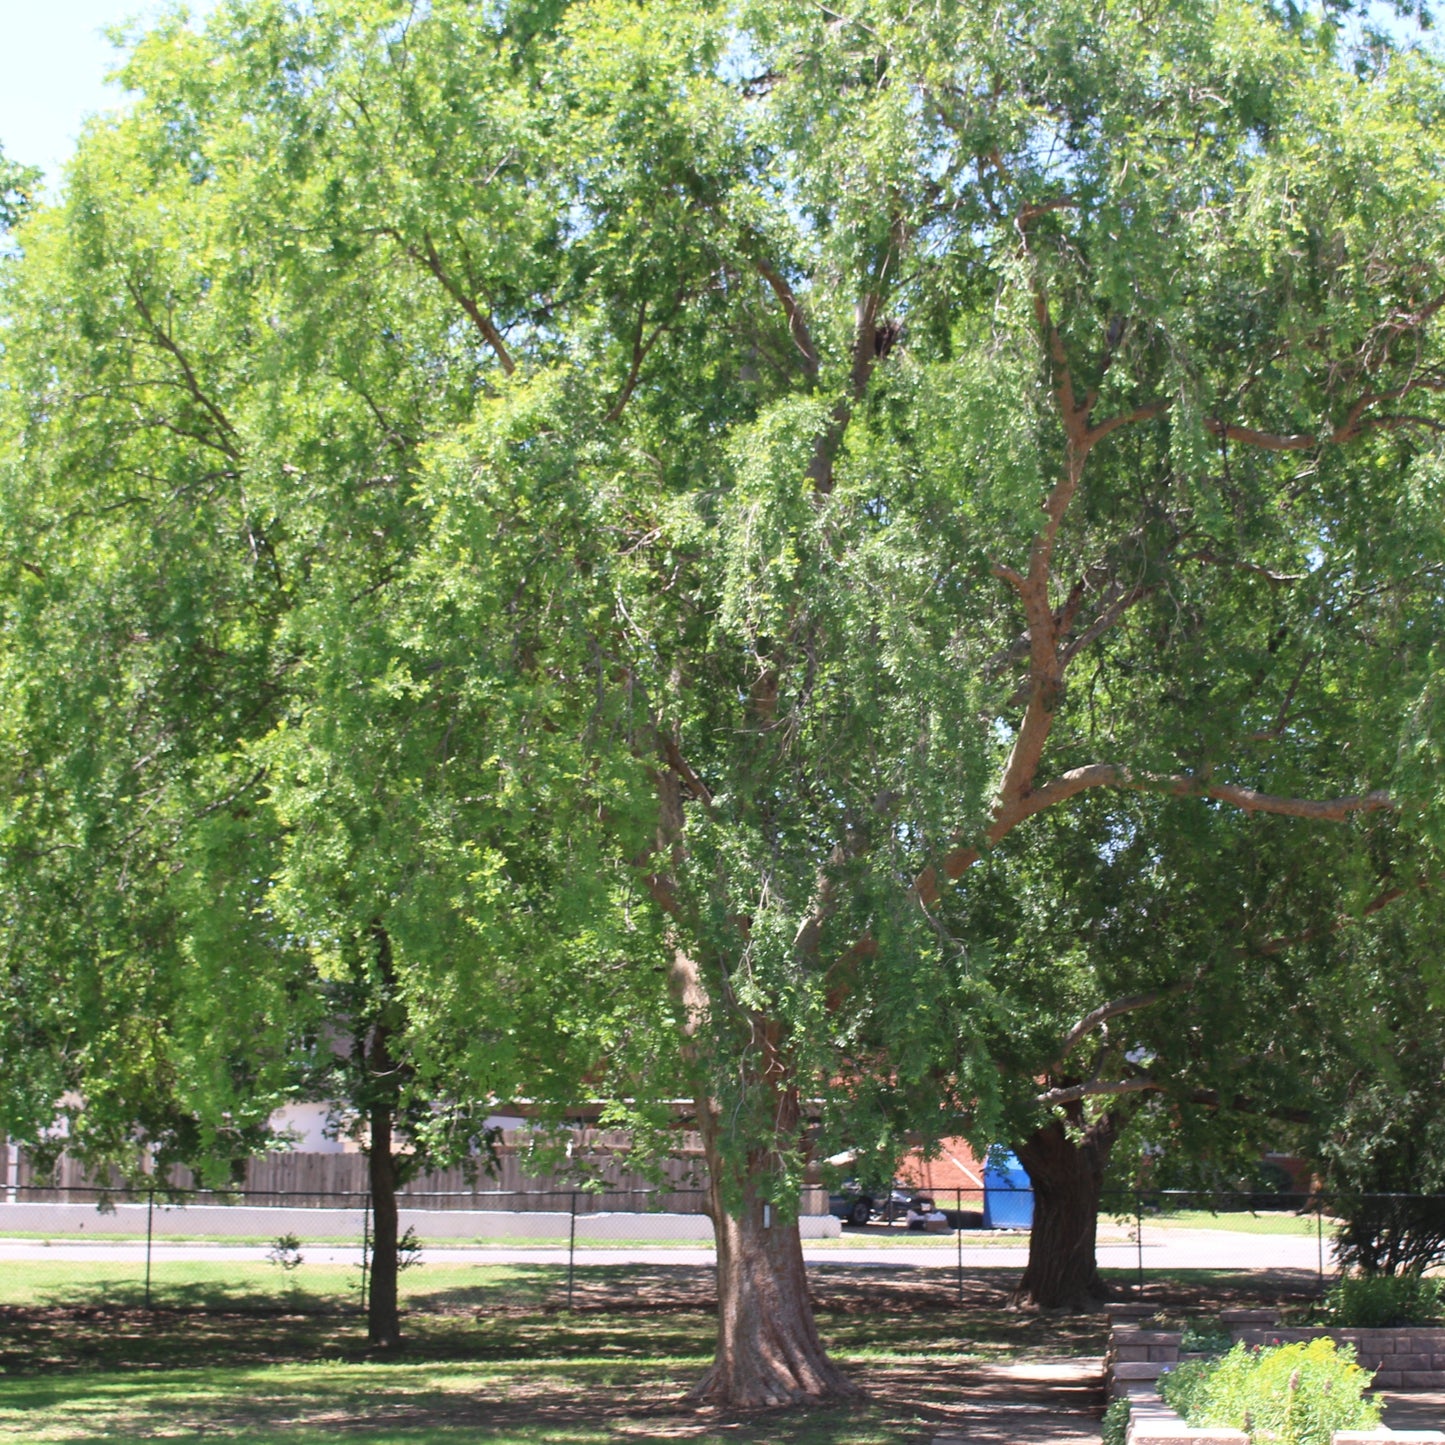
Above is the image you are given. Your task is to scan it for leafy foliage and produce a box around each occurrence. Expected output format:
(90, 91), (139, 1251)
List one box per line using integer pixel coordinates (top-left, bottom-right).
(0, 144), (40, 234)
(1323, 1273), (1445, 1326)
(1161, 1339), (1381, 1445)
(1101, 1395), (1131, 1445)
(3, 0), (1445, 1395)
(1317, 905), (1445, 1275)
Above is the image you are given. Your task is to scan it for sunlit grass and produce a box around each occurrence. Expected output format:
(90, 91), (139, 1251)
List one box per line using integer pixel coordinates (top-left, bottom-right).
(1142, 1210), (1335, 1237)
(0, 1282), (1089, 1445)
(0, 1258), (1323, 1442)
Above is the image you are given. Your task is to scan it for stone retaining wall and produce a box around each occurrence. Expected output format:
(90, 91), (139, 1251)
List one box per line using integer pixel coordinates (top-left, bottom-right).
(1230, 1329), (1445, 1391)
(1107, 1310), (1445, 1443)
(1109, 1313), (1445, 1394)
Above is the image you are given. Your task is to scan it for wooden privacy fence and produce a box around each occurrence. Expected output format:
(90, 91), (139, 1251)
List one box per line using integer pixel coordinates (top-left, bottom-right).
(3, 1129), (729, 1211)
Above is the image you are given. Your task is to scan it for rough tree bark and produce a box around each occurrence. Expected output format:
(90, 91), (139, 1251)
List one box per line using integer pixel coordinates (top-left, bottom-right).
(367, 1088), (401, 1347)
(686, 1097), (860, 1408)
(1014, 1111), (1120, 1312)
(653, 763), (859, 1407)
(365, 924), (402, 1348)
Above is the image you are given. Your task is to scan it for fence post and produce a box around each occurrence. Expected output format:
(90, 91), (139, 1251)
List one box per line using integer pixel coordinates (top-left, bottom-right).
(1317, 1199), (1324, 1293)
(1135, 1190), (1144, 1296)
(567, 1191), (577, 1311)
(360, 1192), (371, 1319)
(956, 1187), (963, 1301)
(144, 1187), (155, 1311)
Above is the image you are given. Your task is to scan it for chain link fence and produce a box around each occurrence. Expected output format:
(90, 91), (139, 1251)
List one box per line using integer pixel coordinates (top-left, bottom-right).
(0, 1183), (1413, 1316)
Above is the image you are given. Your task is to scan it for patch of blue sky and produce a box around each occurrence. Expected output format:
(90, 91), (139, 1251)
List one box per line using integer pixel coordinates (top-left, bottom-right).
(0, 1), (221, 192)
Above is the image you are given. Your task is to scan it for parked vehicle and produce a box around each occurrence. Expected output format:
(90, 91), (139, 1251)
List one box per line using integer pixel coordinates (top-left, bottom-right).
(828, 1180), (925, 1227)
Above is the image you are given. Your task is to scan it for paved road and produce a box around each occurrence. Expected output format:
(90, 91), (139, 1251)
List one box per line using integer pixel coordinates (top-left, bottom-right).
(0, 1228), (1328, 1272)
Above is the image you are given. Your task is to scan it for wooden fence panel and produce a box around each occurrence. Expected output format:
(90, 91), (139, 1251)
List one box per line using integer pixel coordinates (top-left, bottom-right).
(9, 1129), (711, 1210)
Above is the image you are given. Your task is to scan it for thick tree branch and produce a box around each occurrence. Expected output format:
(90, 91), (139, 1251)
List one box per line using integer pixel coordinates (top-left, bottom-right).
(605, 298), (673, 424)
(1085, 401), (1168, 446)
(1202, 418), (1316, 451)
(1058, 583), (1154, 669)
(1022, 763), (1394, 821)
(662, 734), (715, 811)
(917, 765), (1394, 907)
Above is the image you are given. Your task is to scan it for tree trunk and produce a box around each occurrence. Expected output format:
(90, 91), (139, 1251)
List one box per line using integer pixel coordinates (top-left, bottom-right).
(363, 922), (404, 1348)
(1014, 1113), (1119, 1312)
(653, 773), (856, 1407)
(367, 1096), (401, 1347)
(687, 1102), (861, 1408)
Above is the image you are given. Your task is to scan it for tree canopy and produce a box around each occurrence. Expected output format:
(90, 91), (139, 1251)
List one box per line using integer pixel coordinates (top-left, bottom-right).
(3, 0), (1445, 1406)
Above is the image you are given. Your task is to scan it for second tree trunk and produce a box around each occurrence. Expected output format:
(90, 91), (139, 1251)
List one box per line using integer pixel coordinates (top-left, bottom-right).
(1014, 1114), (1119, 1311)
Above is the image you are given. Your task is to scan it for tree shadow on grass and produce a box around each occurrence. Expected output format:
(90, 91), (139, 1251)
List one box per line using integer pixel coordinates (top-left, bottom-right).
(0, 1358), (1095, 1445)
(0, 1261), (1321, 1445)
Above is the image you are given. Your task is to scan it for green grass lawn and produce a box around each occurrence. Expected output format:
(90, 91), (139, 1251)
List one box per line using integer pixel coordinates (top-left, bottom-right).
(0, 1260), (1331, 1444)
(0, 1260), (616, 1313)
(1140, 1210), (1336, 1237)
(0, 1267), (1117, 1445)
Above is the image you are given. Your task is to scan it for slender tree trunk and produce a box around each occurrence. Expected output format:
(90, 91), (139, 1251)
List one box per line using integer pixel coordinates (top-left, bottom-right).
(367, 1096), (401, 1347)
(1013, 1113), (1119, 1312)
(365, 923), (403, 1348)
(687, 1094), (861, 1408)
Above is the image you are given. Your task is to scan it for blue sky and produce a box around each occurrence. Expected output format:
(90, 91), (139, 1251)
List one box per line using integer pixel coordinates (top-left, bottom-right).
(0, 3), (217, 186)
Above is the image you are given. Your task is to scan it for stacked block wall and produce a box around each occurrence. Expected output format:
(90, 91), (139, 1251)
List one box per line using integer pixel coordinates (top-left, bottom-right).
(1231, 1328), (1445, 1391)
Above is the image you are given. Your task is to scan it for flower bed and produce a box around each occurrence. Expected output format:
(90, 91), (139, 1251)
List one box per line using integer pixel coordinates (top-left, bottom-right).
(1106, 1311), (1445, 1445)
(1159, 1338), (1379, 1445)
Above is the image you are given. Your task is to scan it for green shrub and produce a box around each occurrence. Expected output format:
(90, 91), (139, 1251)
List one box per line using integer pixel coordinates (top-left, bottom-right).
(1158, 1354), (1218, 1422)
(1180, 1320), (1234, 1355)
(1101, 1396), (1130, 1445)
(1324, 1272), (1444, 1327)
(1160, 1338), (1380, 1445)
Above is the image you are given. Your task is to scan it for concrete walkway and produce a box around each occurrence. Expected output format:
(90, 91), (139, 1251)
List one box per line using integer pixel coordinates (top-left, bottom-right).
(928, 1358), (1105, 1444)
(1381, 1391), (1445, 1431)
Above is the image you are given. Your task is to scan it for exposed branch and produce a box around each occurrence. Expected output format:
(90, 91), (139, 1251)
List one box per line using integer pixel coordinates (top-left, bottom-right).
(1016, 197), (1079, 227)
(1253, 873), (1436, 956)
(806, 220), (905, 494)
(1185, 550), (1304, 587)
(123, 279), (240, 459)
(755, 260), (819, 383)
(1035, 1076), (1160, 1108)
(662, 735), (715, 811)
(1058, 583), (1154, 669)
(409, 231), (516, 375)
(1360, 412), (1445, 436)
(918, 765), (1394, 907)
(1022, 763), (1394, 822)
(1203, 417), (1316, 452)
(1085, 401), (1167, 446)
(991, 561), (1027, 594)
(605, 298), (669, 424)
(1053, 991), (1170, 1071)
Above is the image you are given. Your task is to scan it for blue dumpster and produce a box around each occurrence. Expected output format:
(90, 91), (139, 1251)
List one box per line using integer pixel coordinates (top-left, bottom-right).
(982, 1150), (1034, 1228)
